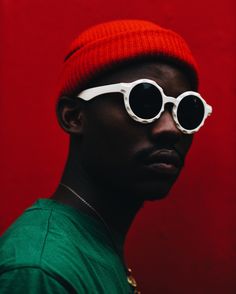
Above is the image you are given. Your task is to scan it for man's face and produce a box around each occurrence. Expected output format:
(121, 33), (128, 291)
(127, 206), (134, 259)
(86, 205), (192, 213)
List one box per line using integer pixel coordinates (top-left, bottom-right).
(77, 61), (194, 201)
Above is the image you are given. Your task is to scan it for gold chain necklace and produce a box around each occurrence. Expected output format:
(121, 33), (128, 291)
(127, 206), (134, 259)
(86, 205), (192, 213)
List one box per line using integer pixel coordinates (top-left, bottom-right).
(60, 183), (140, 293)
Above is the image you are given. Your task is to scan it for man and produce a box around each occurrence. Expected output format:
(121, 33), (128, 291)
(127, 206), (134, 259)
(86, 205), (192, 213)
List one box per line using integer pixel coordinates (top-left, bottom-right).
(0, 20), (212, 293)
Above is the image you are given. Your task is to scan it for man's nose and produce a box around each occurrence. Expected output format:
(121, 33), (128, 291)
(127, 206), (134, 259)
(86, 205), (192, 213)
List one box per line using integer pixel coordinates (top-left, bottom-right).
(149, 110), (182, 144)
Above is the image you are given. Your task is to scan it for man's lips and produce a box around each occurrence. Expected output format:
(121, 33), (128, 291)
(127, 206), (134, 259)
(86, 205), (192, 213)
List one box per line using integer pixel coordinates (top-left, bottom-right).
(144, 149), (182, 166)
(142, 149), (183, 176)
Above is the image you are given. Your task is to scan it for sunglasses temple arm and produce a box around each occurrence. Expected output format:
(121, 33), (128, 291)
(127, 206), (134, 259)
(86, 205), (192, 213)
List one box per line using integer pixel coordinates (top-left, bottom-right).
(207, 105), (213, 116)
(77, 83), (125, 101)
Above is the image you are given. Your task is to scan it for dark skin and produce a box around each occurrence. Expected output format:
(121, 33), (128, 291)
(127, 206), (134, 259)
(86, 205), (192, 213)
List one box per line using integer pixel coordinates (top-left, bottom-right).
(52, 60), (194, 259)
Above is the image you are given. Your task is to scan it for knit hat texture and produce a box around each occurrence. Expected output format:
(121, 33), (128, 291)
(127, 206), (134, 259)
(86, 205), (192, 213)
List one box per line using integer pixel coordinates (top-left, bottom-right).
(58, 19), (198, 97)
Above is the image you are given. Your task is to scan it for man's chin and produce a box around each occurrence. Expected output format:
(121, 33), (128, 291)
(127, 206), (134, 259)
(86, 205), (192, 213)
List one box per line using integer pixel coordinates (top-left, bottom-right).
(138, 188), (172, 201)
(131, 177), (178, 201)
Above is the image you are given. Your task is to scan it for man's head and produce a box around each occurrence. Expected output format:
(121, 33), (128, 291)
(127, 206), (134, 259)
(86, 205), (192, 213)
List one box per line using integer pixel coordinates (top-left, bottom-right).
(56, 20), (211, 201)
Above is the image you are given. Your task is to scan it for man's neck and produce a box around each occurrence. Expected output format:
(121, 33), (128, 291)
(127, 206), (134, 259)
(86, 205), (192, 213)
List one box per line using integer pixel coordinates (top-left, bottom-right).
(50, 165), (143, 259)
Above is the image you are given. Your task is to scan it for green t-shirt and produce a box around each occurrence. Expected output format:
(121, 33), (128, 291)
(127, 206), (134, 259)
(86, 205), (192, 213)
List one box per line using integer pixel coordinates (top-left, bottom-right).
(0, 199), (133, 293)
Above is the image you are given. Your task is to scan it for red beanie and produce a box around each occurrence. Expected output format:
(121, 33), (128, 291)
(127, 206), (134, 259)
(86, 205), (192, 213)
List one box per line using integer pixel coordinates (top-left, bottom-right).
(58, 19), (198, 97)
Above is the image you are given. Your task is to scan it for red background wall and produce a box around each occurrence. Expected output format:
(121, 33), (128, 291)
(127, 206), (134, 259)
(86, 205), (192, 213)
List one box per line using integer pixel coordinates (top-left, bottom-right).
(1, 0), (235, 293)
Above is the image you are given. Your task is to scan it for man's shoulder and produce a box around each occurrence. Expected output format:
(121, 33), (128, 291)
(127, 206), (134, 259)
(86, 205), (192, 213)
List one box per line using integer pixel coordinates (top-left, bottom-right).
(0, 199), (78, 271)
(0, 199), (132, 294)
(0, 198), (111, 274)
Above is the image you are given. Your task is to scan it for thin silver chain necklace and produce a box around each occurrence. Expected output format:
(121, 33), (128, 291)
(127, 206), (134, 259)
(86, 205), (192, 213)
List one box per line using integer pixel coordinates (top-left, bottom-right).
(59, 182), (140, 294)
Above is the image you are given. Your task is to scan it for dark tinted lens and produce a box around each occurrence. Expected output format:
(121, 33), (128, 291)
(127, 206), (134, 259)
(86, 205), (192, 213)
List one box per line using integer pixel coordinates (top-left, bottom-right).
(129, 83), (163, 119)
(177, 95), (205, 130)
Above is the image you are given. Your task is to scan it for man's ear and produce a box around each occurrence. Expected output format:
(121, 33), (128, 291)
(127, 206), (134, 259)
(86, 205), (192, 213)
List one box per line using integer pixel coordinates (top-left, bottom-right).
(56, 96), (85, 135)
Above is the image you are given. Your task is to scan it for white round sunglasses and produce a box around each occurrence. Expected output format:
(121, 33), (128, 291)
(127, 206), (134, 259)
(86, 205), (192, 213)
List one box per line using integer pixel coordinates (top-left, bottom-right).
(77, 79), (212, 134)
